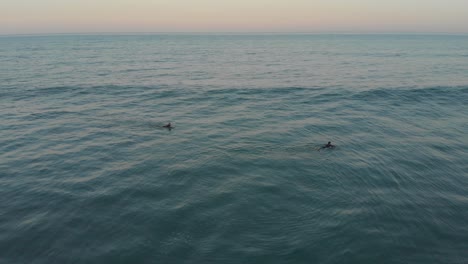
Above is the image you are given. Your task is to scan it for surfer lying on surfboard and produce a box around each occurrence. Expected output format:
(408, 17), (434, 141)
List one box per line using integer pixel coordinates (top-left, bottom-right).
(162, 122), (173, 129)
(318, 141), (335, 151)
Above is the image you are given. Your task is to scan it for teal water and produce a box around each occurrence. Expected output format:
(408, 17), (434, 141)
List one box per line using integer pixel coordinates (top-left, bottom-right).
(1, 34), (468, 264)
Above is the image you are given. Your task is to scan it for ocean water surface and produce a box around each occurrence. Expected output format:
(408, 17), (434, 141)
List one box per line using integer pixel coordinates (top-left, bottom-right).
(1, 34), (468, 264)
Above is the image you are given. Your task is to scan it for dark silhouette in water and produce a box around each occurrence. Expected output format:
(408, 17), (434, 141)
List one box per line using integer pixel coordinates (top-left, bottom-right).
(163, 122), (173, 129)
(318, 141), (335, 151)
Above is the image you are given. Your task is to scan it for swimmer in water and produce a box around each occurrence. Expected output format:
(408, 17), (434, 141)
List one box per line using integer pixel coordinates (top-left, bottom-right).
(318, 141), (335, 151)
(162, 122), (173, 129)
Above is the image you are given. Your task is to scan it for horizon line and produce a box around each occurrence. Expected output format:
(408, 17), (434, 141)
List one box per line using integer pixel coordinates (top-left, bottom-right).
(1, 31), (468, 37)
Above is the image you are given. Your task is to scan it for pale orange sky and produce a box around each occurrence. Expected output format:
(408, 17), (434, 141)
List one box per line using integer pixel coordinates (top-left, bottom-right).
(2, 0), (468, 34)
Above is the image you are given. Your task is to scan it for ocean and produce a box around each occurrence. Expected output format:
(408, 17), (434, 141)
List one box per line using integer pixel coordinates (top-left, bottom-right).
(1, 34), (467, 264)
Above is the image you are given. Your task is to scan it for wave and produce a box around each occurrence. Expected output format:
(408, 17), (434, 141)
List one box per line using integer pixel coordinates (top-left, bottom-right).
(3, 84), (467, 106)
(351, 85), (468, 104)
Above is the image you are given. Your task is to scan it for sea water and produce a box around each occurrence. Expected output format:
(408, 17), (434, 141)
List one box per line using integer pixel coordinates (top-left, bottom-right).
(1, 34), (468, 264)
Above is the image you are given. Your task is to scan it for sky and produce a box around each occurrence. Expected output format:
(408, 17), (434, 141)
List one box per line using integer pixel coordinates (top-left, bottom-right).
(2, 0), (468, 35)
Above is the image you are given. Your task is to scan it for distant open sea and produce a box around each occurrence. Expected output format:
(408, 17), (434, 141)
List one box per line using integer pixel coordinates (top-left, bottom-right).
(1, 34), (468, 264)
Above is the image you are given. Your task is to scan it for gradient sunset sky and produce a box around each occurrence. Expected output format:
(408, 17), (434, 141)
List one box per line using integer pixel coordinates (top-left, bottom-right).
(2, 0), (468, 35)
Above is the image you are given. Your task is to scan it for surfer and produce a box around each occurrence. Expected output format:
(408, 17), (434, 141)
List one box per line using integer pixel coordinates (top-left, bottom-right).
(163, 122), (173, 129)
(318, 141), (335, 151)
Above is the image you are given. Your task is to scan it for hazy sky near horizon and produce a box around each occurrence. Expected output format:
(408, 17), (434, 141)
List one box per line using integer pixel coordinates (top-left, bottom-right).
(2, 0), (468, 34)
